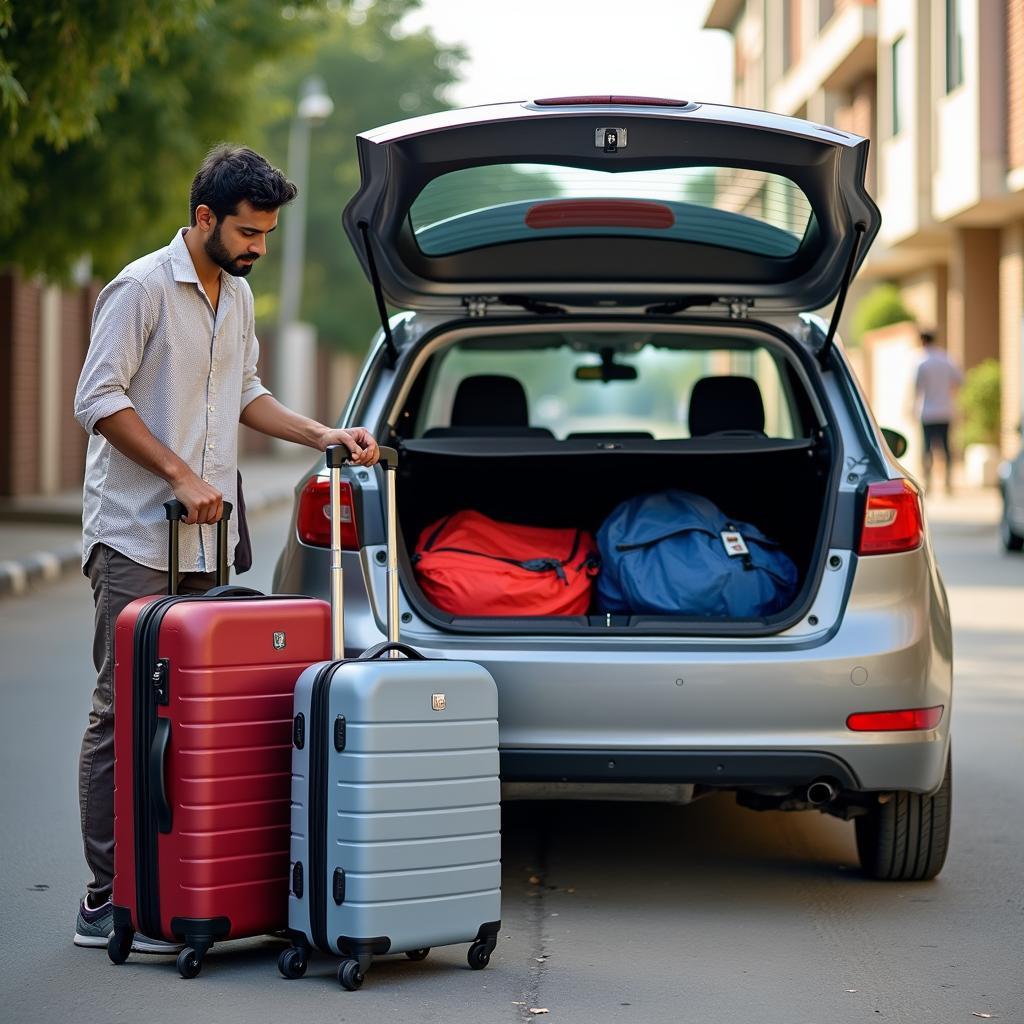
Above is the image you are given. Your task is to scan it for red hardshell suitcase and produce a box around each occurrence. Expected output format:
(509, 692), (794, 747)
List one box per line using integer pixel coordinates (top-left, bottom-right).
(108, 500), (330, 977)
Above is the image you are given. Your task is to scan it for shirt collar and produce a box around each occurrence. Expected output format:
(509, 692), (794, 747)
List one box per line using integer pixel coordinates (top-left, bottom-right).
(169, 228), (236, 293)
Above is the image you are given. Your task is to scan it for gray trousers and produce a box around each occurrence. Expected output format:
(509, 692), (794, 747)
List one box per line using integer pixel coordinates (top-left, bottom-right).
(79, 544), (216, 902)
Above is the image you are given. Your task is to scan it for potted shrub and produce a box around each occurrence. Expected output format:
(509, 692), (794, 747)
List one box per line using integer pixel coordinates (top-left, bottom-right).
(959, 359), (1001, 487)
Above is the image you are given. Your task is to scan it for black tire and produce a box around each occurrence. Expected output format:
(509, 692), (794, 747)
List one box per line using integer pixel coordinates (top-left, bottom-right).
(338, 959), (363, 991)
(1001, 497), (1024, 552)
(855, 755), (951, 881)
(107, 928), (132, 965)
(467, 942), (490, 971)
(405, 948), (430, 961)
(278, 947), (307, 979)
(176, 947), (202, 979)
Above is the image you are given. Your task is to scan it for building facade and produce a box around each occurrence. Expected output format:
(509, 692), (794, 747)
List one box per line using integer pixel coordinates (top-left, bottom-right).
(706, 0), (1024, 458)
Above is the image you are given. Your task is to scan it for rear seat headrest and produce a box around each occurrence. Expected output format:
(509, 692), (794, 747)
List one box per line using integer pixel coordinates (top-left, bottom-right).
(451, 374), (530, 428)
(688, 375), (766, 436)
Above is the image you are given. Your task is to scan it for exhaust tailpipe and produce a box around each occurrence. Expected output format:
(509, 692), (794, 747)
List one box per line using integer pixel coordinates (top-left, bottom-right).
(806, 780), (838, 806)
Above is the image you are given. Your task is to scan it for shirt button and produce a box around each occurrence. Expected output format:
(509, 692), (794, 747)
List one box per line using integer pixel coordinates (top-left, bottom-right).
(208, 405), (215, 412)
(208, 443), (214, 450)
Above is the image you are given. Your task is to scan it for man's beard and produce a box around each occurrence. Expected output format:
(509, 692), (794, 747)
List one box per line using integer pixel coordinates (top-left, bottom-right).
(204, 224), (258, 277)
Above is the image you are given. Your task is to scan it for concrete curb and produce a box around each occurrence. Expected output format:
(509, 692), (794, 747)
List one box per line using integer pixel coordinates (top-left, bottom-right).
(0, 484), (296, 600)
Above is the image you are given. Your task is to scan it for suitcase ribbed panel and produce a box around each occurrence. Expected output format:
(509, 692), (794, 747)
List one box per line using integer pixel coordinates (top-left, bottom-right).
(150, 598), (329, 939)
(288, 657), (501, 957)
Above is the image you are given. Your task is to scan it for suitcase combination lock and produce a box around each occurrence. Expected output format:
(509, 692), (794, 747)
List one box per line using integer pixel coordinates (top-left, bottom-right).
(151, 659), (170, 705)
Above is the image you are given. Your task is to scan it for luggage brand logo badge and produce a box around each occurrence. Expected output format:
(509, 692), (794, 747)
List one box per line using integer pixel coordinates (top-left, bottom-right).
(273, 631), (286, 650)
(432, 693), (447, 712)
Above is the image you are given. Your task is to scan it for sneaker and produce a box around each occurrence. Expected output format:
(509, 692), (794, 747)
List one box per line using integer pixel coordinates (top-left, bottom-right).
(73, 895), (113, 948)
(73, 896), (184, 954)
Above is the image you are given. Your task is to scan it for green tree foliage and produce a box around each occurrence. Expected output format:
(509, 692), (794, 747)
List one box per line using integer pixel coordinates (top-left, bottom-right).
(850, 282), (913, 346)
(0, 0), (333, 279)
(959, 358), (1001, 447)
(252, 0), (464, 352)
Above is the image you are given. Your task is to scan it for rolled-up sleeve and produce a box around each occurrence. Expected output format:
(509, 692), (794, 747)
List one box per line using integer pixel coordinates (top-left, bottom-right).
(75, 278), (152, 435)
(239, 303), (271, 413)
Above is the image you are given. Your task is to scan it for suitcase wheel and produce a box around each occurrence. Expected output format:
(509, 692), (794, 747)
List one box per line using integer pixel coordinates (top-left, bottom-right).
(467, 941), (491, 971)
(338, 959), (364, 991)
(278, 946), (308, 980)
(405, 948), (430, 962)
(176, 947), (203, 979)
(107, 926), (133, 965)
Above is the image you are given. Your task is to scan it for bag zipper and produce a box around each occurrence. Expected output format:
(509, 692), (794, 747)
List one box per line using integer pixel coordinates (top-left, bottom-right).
(308, 660), (338, 954)
(419, 527), (586, 586)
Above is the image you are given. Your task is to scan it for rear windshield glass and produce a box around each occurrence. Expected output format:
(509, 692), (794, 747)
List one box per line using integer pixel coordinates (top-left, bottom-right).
(416, 334), (801, 440)
(409, 164), (813, 259)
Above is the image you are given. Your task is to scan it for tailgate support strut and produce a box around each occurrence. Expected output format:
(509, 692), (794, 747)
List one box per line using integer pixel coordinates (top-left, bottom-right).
(817, 221), (866, 368)
(358, 220), (399, 369)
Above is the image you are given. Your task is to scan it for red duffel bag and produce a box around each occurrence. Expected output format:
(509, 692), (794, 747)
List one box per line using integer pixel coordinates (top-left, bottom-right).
(413, 510), (600, 616)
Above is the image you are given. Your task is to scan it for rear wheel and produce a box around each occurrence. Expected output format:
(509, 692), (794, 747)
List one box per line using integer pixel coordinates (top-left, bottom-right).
(855, 755), (951, 881)
(1001, 496), (1024, 552)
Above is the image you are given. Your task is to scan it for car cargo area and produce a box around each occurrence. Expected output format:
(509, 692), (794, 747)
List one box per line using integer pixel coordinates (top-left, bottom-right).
(385, 325), (838, 634)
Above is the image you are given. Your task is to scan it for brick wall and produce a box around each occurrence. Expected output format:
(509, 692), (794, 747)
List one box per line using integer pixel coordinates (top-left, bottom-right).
(0, 272), (43, 497)
(0, 270), (103, 498)
(1010, 0), (1024, 171)
(1000, 222), (1024, 457)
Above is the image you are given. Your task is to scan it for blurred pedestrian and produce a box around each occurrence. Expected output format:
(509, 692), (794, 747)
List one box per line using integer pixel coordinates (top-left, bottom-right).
(914, 328), (962, 494)
(71, 144), (380, 952)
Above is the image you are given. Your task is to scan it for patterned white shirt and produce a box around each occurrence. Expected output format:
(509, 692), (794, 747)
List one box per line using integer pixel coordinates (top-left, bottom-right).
(75, 229), (271, 573)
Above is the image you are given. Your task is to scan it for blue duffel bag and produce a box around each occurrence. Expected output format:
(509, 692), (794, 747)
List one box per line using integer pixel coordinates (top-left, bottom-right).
(596, 490), (799, 617)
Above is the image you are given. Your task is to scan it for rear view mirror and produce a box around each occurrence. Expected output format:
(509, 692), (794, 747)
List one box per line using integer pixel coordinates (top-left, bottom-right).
(881, 428), (908, 458)
(574, 348), (638, 383)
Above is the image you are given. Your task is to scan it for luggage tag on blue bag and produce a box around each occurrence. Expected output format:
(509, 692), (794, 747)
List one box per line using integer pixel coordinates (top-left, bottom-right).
(720, 530), (750, 557)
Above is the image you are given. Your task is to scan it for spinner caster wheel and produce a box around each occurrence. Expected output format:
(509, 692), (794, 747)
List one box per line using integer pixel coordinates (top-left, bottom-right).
(405, 948), (430, 961)
(107, 927), (133, 965)
(176, 947), (202, 979)
(338, 958), (364, 990)
(467, 941), (491, 970)
(278, 946), (307, 979)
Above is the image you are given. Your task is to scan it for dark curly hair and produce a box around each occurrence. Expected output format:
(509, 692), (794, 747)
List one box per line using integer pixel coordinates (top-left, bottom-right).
(189, 144), (297, 225)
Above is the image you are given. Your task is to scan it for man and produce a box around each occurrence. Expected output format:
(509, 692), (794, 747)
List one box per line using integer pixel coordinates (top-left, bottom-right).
(913, 328), (962, 494)
(72, 144), (380, 951)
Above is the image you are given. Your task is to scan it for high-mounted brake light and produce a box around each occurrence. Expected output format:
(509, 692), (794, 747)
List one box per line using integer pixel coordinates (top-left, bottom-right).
(533, 95), (689, 107)
(847, 706), (944, 731)
(525, 199), (675, 230)
(858, 479), (923, 555)
(297, 476), (359, 550)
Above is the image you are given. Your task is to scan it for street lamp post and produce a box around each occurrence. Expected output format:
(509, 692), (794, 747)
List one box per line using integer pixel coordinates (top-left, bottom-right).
(274, 75), (333, 449)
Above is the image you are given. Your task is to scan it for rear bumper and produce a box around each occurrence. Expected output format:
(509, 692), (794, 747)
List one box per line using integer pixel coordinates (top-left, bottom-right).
(501, 749), (861, 788)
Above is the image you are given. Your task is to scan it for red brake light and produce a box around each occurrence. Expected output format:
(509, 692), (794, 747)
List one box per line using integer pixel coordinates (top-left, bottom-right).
(296, 476), (359, 550)
(858, 479), (923, 555)
(847, 706), (944, 731)
(525, 199), (675, 230)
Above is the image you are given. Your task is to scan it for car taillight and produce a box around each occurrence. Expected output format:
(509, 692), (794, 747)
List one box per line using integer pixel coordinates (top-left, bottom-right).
(858, 479), (923, 555)
(296, 476), (359, 549)
(846, 706), (944, 731)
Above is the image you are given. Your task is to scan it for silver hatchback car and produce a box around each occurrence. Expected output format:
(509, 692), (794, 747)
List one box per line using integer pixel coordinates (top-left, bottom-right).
(274, 98), (953, 881)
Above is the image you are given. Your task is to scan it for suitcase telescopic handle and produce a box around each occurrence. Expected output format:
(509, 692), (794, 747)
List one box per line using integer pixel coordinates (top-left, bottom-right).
(325, 445), (402, 660)
(163, 499), (233, 595)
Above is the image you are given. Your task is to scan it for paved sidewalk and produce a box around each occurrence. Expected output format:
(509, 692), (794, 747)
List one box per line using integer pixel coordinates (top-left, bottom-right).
(0, 453), (315, 598)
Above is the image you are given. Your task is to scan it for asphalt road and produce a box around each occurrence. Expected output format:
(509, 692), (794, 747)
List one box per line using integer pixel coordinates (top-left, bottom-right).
(1, 498), (1022, 1023)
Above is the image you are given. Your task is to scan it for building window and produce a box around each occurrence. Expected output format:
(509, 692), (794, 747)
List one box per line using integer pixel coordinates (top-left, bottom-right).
(891, 35), (907, 136)
(945, 0), (965, 92)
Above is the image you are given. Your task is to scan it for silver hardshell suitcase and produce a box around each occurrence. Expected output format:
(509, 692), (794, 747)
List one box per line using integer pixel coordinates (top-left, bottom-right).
(280, 445), (501, 991)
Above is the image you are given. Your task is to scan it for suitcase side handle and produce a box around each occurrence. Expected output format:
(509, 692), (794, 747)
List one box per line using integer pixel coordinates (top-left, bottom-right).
(163, 499), (234, 594)
(360, 641), (426, 662)
(149, 717), (173, 833)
